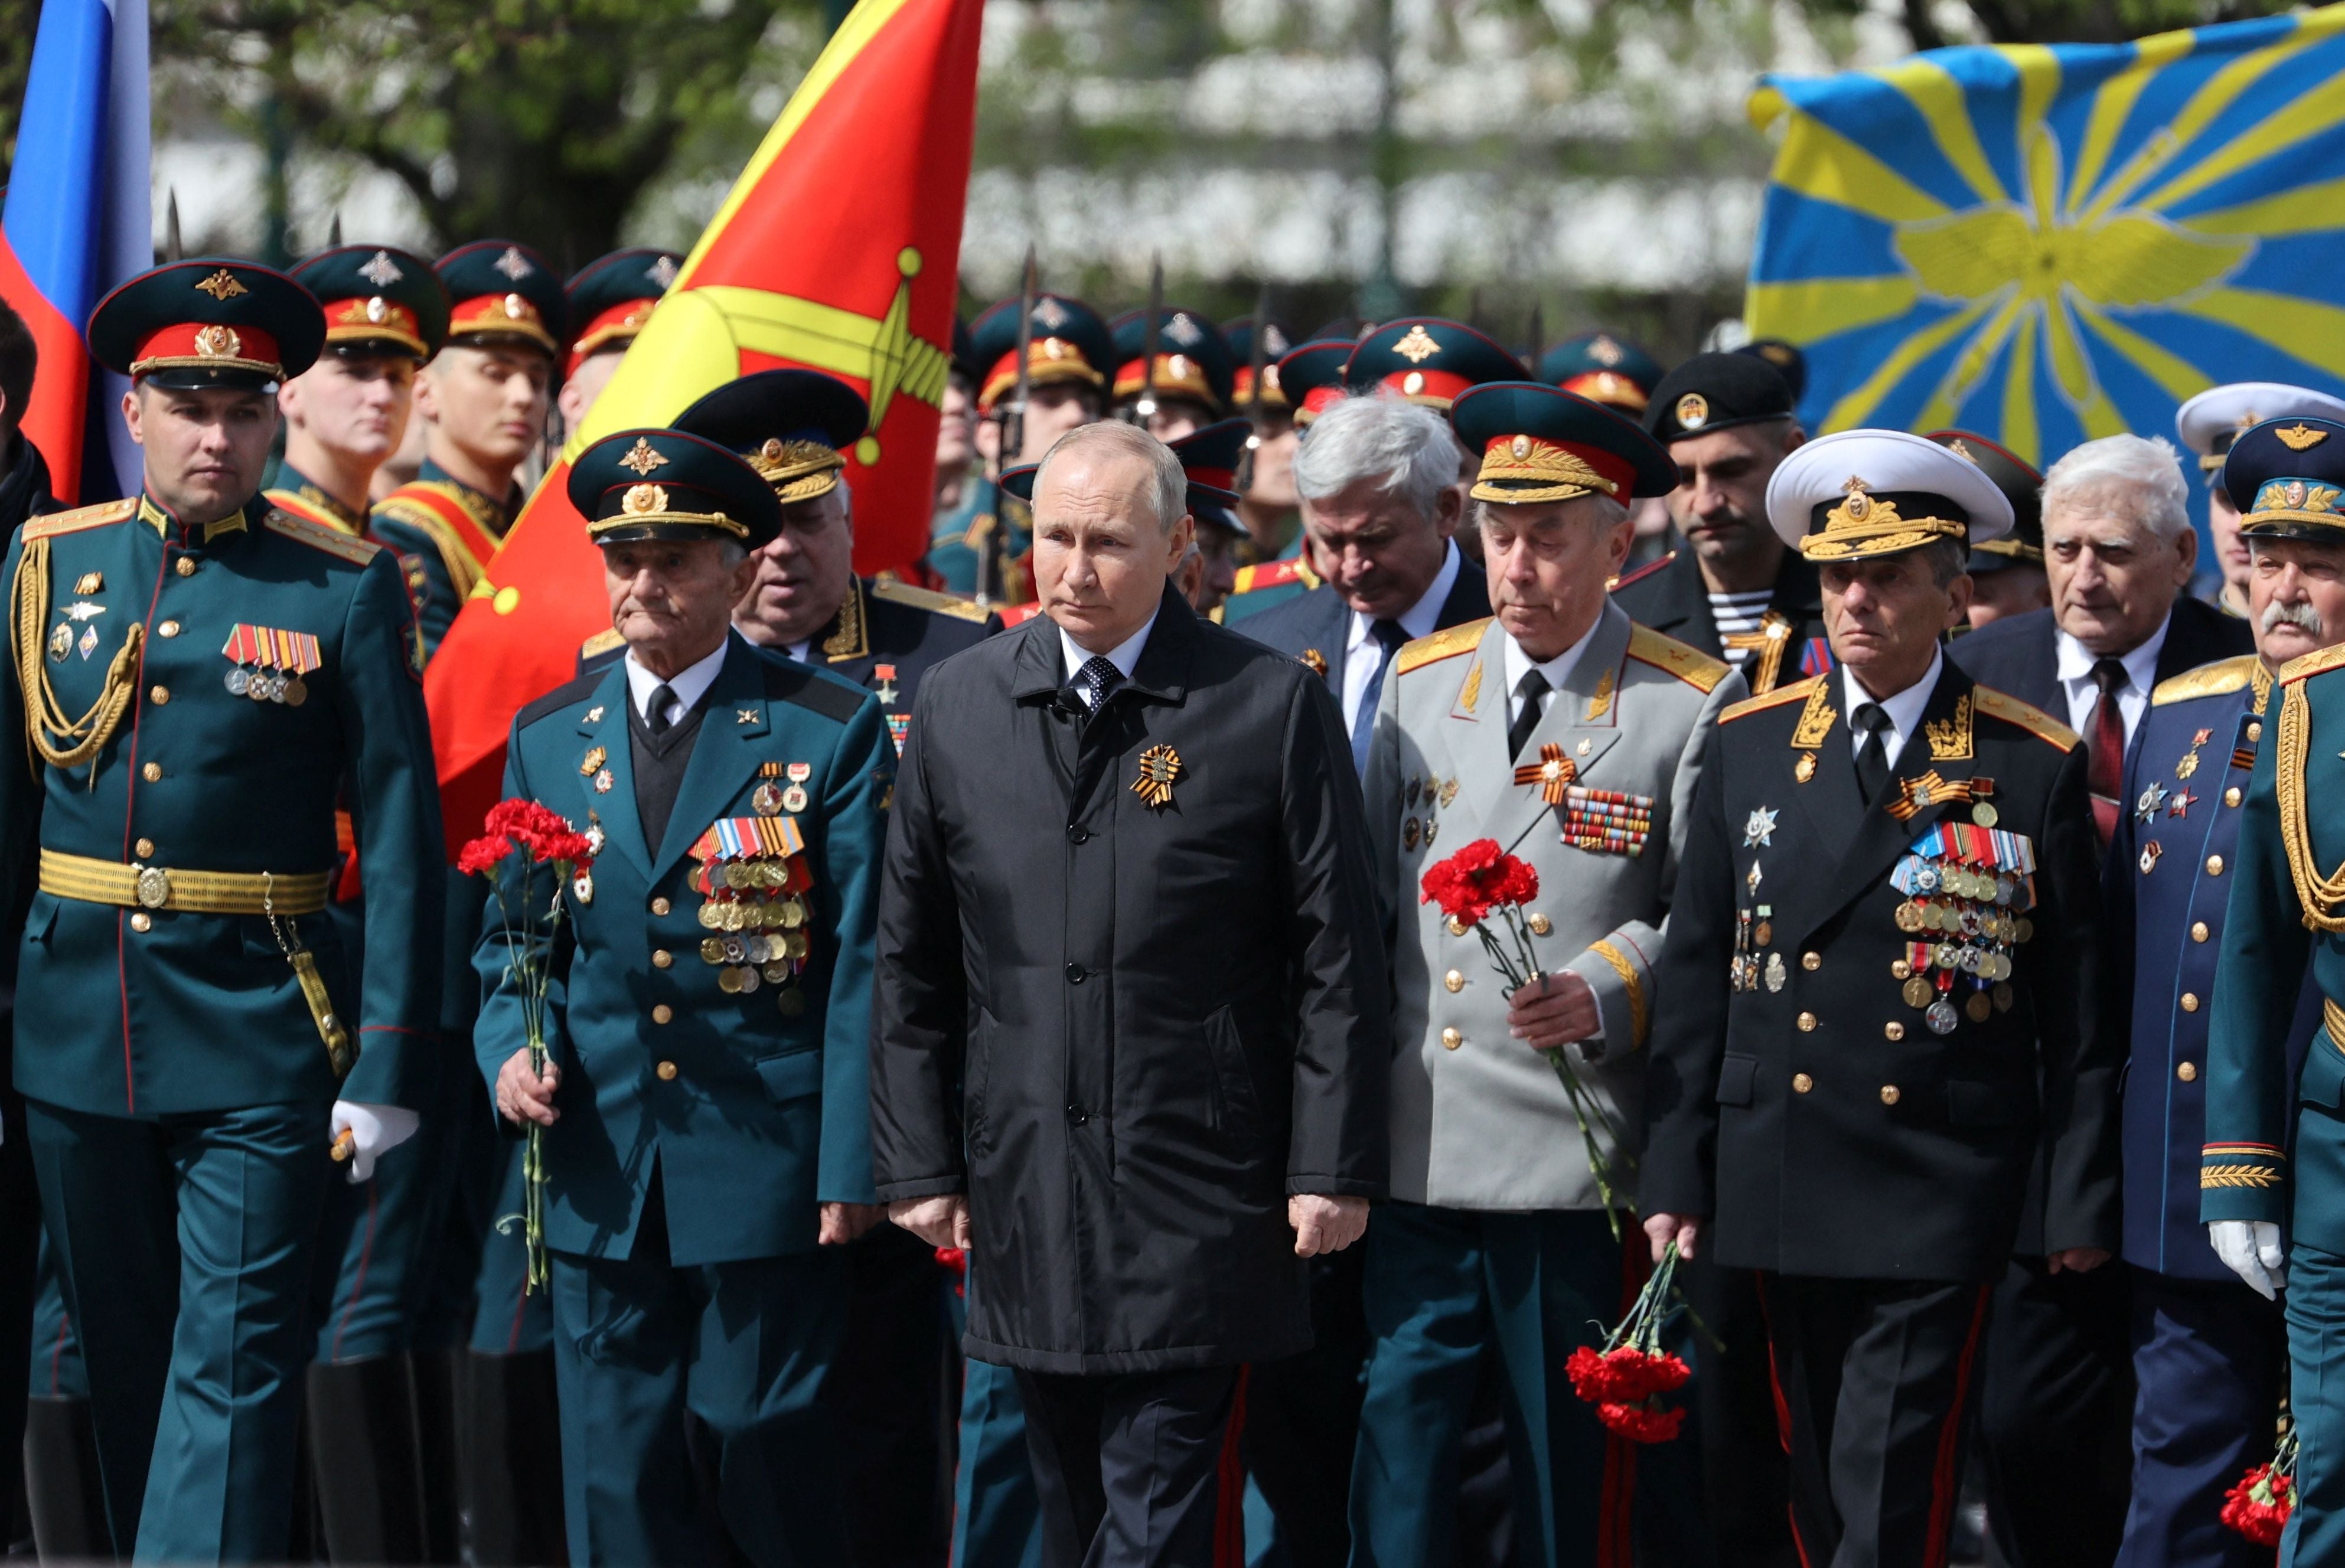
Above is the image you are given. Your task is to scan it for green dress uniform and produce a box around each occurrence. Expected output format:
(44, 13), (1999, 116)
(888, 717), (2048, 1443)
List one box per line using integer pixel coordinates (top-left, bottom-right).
(2200, 414), (2345, 1566)
(0, 260), (444, 1562)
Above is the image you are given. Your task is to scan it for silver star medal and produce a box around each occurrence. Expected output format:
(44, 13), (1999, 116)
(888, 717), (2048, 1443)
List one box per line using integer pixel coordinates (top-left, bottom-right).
(2134, 782), (2168, 822)
(1743, 806), (1778, 848)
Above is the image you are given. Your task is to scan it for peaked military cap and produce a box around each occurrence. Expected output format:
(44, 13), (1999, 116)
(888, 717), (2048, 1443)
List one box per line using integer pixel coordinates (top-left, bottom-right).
(88, 258), (325, 392)
(1169, 417), (1250, 535)
(999, 461), (1040, 504)
(671, 369), (870, 506)
(436, 240), (565, 360)
(564, 248), (680, 378)
(1109, 308), (1234, 414)
(1277, 339), (1355, 427)
(1645, 351), (1795, 443)
(1452, 381), (1677, 506)
(1736, 337), (1807, 402)
(1536, 331), (1664, 415)
(1343, 318), (1524, 411)
(968, 293), (1114, 412)
(2222, 416), (2345, 541)
(570, 427), (785, 551)
(2177, 382), (2345, 479)
(1927, 429), (2043, 571)
(1766, 428), (2011, 562)
(291, 246), (448, 362)
(1222, 317), (1294, 410)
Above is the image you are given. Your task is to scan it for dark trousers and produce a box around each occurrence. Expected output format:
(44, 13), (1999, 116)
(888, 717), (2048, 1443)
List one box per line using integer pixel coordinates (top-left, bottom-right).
(1013, 1363), (1239, 1568)
(27, 1096), (331, 1563)
(826, 1223), (951, 1568)
(1239, 1247), (1367, 1568)
(1756, 1272), (1991, 1568)
(1683, 1253), (1798, 1568)
(1978, 1255), (2132, 1568)
(2116, 1268), (2285, 1568)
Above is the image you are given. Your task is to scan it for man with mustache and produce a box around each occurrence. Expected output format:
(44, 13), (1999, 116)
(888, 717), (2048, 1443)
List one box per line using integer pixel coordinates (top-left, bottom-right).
(2174, 384), (2345, 620)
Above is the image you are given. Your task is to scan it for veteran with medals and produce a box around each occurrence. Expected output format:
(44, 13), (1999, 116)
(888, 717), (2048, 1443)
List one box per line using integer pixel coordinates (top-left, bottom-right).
(1353, 382), (1740, 1568)
(0, 260), (443, 1561)
(1642, 429), (2121, 1568)
(476, 427), (892, 1563)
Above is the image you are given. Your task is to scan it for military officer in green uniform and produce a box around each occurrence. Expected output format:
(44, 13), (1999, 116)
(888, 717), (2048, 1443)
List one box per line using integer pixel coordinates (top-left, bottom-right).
(478, 427), (892, 1564)
(2200, 414), (2345, 1564)
(0, 259), (443, 1561)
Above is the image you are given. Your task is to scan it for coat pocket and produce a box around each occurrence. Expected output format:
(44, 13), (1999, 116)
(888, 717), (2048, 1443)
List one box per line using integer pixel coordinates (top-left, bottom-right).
(1715, 1054), (1758, 1108)
(754, 1050), (824, 1104)
(1202, 1004), (1263, 1146)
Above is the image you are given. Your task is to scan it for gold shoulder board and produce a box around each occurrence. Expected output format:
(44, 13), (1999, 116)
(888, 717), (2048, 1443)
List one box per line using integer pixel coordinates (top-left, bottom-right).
(2281, 642), (2345, 686)
(1625, 623), (1730, 693)
(869, 578), (992, 623)
(579, 627), (625, 659)
(263, 510), (380, 565)
(1972, 685), (2081, 749)
(1721, 673), (1822, 724)
(1396, 616), (1492, 676)
(22, 498), (138, 540)
(2152, 655), (2259, 706)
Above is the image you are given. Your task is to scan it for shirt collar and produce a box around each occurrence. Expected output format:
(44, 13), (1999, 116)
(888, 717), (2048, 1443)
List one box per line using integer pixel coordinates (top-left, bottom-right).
(1060, 607), (1160, 686)
(1501, 610), (1607, 706)
(624, 635), (731, 724)
(2054, 616), (2168, 698)
(1840, 646), (1942, 742)
(1347, 539), (1462, 653)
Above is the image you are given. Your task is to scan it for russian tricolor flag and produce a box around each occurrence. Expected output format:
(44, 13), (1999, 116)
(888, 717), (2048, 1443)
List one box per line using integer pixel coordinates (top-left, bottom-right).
(0, 0), (150, 507)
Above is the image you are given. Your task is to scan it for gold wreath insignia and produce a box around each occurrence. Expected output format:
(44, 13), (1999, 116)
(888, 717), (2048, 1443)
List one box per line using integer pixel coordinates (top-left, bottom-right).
(618, 437), (670, 476)
(1131, 744), (1183, 809)
(194, 268), (247, 300)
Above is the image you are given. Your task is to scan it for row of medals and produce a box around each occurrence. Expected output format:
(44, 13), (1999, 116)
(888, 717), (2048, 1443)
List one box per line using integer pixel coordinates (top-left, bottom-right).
(226, 664), (309, 706)
(1891, 858), (2033, 1035)
(696, 858), (811, 1015)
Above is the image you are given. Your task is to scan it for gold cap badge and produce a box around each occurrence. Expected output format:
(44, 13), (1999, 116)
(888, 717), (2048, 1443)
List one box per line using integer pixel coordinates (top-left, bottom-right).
(194, 268), (248, 300)
(1675, 391), (1708, 430)
(618, 437), (670, 476)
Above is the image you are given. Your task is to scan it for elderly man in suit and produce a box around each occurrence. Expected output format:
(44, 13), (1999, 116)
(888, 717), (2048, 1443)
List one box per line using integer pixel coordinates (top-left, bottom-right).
(1354, 382), (1741, 1568)
(872, 419), (1389, 1568)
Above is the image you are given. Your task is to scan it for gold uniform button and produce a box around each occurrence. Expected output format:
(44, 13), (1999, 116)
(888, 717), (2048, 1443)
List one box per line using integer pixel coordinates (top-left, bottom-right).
(1880, 1084), (1902, 1106)
(1796, 1011), (1818, 1033)
(175, 557), (196, 578)
(652, 1004), (673, 1025)
(2206, 855), (2225, 876)
(656, 1060), (679, 1082)
(135, 838), (154, 858)
(1884, 1021), (1906, 1041)
(650, 897), (671, 916)
(1527, 913), (1552, 936)
(1792, 1073), (1814, 1093)
(2191, 922), (2209, 943)
(129, 913), (152, 933)
(150, 685), (170, 705)
(1891, 959), (1912, 981)
(1443, 970), (1464, 993)
(2178, 1060), (2199, 1082)
(652, 949), (673, 969)
(1801, 951), (1821, 972)
(157, 620), (180, 638)
(1440, 1027), (1463, 1051)
(2225, 787), (2242, 808)
(2181, 992), (2200, 1012)
(141, 762), (162, 782)
(1447, 916), (1467, 936)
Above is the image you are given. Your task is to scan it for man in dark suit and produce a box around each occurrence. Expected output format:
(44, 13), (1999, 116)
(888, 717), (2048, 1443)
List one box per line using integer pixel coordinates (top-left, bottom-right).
(871, 420), (1390, 1568)
(1237, 392), (1489, 775)
(1946, 431), (2252, 1568)
(1643, 428), (2121, 1567)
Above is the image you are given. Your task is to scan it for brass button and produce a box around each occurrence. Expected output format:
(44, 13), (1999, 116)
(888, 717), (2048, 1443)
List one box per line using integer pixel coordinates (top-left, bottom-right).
(148, 685), (169, 705)
(652, 1004), (673, 1025)
(141, 762), (162, 782)
(1447, 916), (1467, 936)
(1796, 1011), (1818, 1032)
(1792, 1072), (1814, 1093)
(2225, 787), (2242, 808)
(1441, 1027), (1463, 1051)
(1443, 969), (1464, 993)
(174, 557), (196, 578)
(1880, 1084), (1901, 1106)
(2191, 921), (2209, 943)
(2182, 992), (2200, 1012)
(135, 838), (154, 858)
(650, 896), (671, 916)
(652, 949), (673, 969)
(1801, 951), (1821, 972)
(2207, 855), (2225, 876)
(1884, 1021), (1906, 1041)
(157, 619), (180, 638)
(656, 1060), (679, 1081)
(129, 912), (151, 933)
(1527, 913), (1552, 936)
(2249, 721), (2264, 743)
(1891, 959), (1912, 980)
(2178, 1061), (2199, 1083)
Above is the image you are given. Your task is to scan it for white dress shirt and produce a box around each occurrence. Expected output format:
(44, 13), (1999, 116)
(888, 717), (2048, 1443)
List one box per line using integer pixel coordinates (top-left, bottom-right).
(2054, 619), (2168, 750)
(1059, 610), (1160, 707)
(1341, 540), (1463, 737)
(1839, 648), (1942, 770)
(1500, 613), (1608, 733)
(624, 639), (729, 730)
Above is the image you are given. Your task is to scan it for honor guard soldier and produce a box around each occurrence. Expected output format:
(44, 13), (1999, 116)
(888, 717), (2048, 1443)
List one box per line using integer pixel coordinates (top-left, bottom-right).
(2114, 413), (2345, 1568)
(1929, 429), (2049, 629)
(1169, 418), (1250, 615)
(371, 239), (563, 656)
(0, 259), (443, 1562)
(2178, 383), (2345, 620)
(478, 427), (892, 1564)
(1643, 429), (2121, 1568)
(1536, 331), (1664, 418)
(1220, 337), (1350, 627)
(927, 318), (987, 587)
(1108, 305), (1233, 440)
(1354, 381), (1737, 1568)
(2200, 414), (2345, 1566)
(1342, 317), (1525, 414)
(268, 245), (449, 534)
(1612, 352), (1829, 697)
(559, 247), (679, 431)
(1222, 316), (1304, 569)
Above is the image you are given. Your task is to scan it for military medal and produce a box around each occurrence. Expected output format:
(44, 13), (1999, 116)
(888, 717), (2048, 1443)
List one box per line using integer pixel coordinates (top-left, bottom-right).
(2134, 782), (2168, 821)
(782, 761), (812, 815)
(1403, 818), (1420, 850)
(580, 746), (607, 776)
(1744, 806), (1778, 848)
(594, 769), (614, 793)
(1440, 778), (1459, 808)
(1515, 744), (1578, 803)
(583, 812), (606, 857)
(73, 573), (101, 594)
(2139, 841), (2162, 875)
(2167, 787), (2198, 819)
(753, 761), (787, 815)
(78, 625), (100, 661)
(572, 868), (594, 905)
(1926, 999), (1959, 1035)
(1132, 744), (1183, 809)
(874, 664), (899, 704)
(1794, 750), (1817, 783)
(48, 623), (71, 661)
(1763, 952), (1786, 992)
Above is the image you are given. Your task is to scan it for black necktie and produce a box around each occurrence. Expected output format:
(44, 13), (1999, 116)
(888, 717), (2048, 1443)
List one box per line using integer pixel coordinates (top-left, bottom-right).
(1851, 702), (1890, 805)
(646, 682), (677, 738)
(1074, 655), (1122, 723)
(1508, 669), (1551, 762)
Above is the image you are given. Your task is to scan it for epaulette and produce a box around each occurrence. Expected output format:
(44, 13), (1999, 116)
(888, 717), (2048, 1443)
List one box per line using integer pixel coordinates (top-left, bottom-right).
(21, 498), (137, 540)
(869, 578), (991, 623)
(578, 627), (625, 660)
(1972, 685), (2081, 749)
(2152, 654), (2259, 706)
(1606, 550), (1676, 593)
(1396, 616), (1492, 676)
(1232, 557), (1320, 596)
(2280, 642), (2345, 685)
(263, 509), (381, 566)
(759, 654), (869, 724)
(1721, 674), (1822, 724)
(1625, 623), (1730, 692)
(514, 672), (605, 731)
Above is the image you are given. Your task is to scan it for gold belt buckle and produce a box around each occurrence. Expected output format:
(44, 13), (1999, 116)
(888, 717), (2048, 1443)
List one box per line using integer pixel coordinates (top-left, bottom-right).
(133, 864), (171, 910)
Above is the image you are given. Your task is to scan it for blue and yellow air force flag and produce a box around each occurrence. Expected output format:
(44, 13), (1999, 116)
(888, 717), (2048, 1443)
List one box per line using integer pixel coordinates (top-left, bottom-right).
(1746, 7), (2345, 466)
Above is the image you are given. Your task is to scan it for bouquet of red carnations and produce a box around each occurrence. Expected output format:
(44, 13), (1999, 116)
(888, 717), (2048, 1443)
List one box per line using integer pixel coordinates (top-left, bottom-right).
(1566, 1242), (1691, 1443)
(2221, 1426), (2297, 1547)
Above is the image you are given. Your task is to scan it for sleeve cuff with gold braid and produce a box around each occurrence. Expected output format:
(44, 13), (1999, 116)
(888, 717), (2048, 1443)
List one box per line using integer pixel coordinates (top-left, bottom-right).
(2200, 1142), (2288, 1222)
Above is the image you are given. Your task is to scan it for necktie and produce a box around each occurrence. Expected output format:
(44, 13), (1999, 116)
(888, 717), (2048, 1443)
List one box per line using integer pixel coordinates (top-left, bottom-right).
(1074, 655), (1122, 721)
(2086, 656), (2128, 848)
(646, 682), (677, 738)
(1349, 619), (1410, 775)
(1508, 669), (1551, 762)
(1851, 703), (1891, 805)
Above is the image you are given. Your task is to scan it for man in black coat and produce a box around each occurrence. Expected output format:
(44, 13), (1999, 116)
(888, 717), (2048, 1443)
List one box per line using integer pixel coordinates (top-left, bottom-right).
(872, 420), (1390, 1568)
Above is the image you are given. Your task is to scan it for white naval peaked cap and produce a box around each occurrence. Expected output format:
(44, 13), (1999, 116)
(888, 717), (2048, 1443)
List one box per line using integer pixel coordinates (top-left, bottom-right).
(1764, 428), (2014, 561)
(2176, 381), (2345, 469)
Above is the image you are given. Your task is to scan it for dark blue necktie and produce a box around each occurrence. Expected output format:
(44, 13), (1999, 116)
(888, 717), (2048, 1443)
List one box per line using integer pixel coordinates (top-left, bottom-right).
(1350, 619), (1408, 775)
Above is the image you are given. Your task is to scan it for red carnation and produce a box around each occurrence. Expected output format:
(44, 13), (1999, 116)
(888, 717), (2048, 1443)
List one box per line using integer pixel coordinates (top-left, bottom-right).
(1597, 1400), (1687, 1445)
(1566, 1345), (1622, 1402)
(1420, 838), (1537, 928)
(457, 834), (515, 878)
(480, 799), (595, 868)
(1604, 1347), (1692, 1402)
(2222, 1458), (2296, 1547)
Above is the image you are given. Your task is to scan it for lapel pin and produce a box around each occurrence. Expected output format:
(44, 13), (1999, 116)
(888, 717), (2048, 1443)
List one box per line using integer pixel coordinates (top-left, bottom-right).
(1133, 744), (1183, 809)
(585, 705), (605, 724)
(737, 708), (761, 725)
(1794, 750), (1818, 783)
(594, 768), (614, 793)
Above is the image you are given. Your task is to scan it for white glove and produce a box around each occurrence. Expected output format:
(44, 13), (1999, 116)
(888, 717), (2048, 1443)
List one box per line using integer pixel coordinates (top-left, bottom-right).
(2209, 1219), (2287, 1299)
(331, 1101), (421, 1185)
